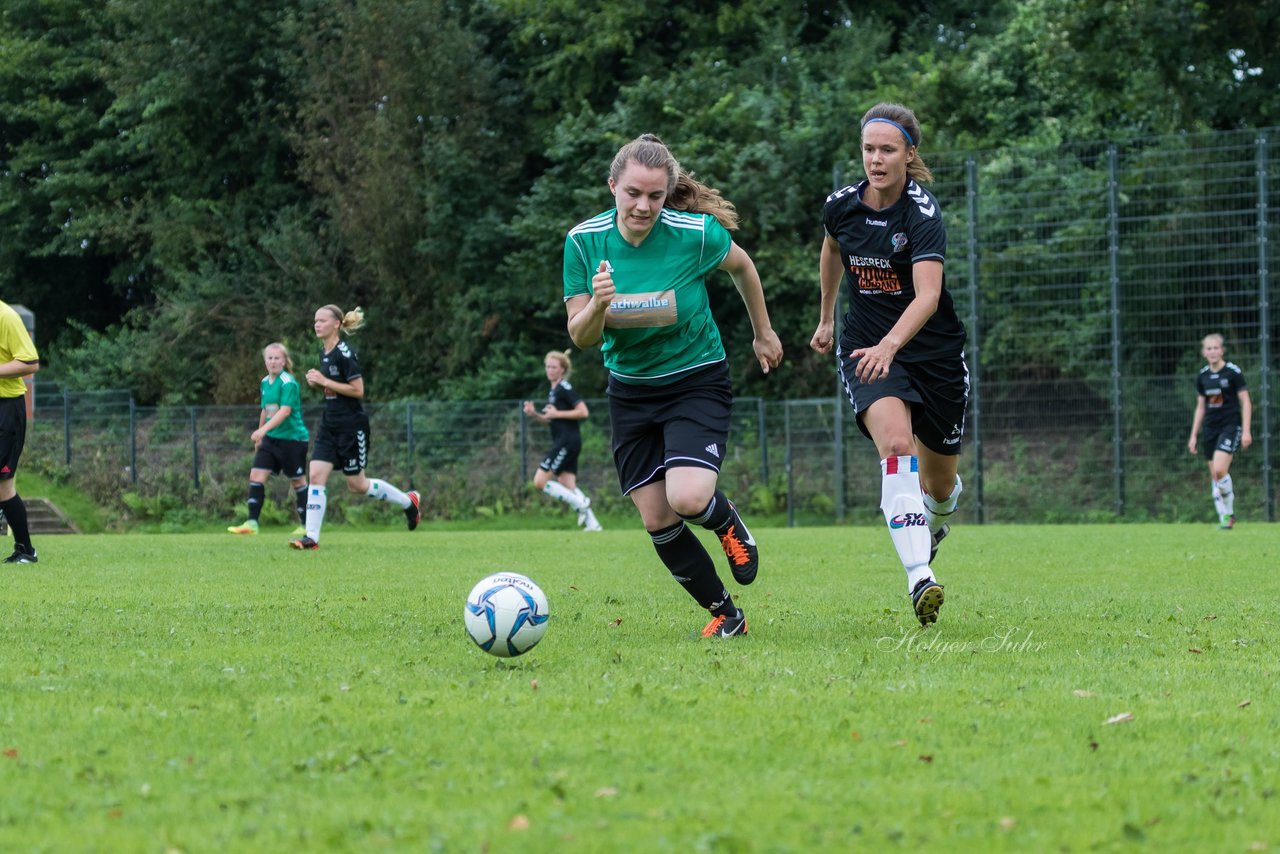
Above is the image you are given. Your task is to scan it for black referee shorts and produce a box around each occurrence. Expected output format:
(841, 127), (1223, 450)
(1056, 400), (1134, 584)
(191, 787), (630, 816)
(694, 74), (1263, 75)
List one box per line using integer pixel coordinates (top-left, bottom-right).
(0, 396), (26, 480)
(839, 350), (969, 456)
(608, 361), (733, 495)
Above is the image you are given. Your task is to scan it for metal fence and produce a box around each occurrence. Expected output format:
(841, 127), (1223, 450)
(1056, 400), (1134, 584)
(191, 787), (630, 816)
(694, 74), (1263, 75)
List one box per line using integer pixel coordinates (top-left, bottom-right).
(26, 126), (1280, 526)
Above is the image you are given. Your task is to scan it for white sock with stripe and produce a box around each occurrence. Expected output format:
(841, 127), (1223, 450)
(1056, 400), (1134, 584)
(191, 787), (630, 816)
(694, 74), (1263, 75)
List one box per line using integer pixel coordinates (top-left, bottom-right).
(366, 479), (411, 509)
(305, 485), (327, 542)
(880, 455), (933, 592)
(1214, 475), (1233, 516)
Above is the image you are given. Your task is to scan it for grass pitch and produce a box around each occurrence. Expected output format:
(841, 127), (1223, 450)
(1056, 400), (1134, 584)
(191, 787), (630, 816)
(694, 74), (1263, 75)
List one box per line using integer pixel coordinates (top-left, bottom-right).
(1, 523), (1277, 851)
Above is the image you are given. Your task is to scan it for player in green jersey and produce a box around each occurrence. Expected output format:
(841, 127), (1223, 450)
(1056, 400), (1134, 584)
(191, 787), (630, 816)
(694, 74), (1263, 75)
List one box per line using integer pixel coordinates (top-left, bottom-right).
(229, 343), (311, 535)
(564, 134), (783, 639)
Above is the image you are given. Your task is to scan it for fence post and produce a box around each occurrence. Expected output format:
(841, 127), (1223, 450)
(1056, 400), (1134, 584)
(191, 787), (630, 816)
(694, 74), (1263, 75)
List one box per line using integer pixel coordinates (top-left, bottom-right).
(1107, 145), (1125, 516)
(63, 387), (72, 466)
(784, 401), (795, 528)
(965, 156), (985, 524)
(405, 401), (416, 490)
(756, 397), (768, 482)
(1257, 135), (1273, 521)
(190, 407), (200, 492)
(519, 402), (529, 486)
(129, 397), (138, 486)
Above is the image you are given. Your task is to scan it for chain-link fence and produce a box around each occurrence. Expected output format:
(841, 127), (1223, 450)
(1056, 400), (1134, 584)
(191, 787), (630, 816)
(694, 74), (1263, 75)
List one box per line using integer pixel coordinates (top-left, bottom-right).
(26, 126), (1279, 526)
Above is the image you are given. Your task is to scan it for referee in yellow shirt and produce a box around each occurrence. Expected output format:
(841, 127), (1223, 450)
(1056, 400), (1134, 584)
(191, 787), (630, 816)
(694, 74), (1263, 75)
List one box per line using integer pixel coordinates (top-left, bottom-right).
(0, 300), (41, 564)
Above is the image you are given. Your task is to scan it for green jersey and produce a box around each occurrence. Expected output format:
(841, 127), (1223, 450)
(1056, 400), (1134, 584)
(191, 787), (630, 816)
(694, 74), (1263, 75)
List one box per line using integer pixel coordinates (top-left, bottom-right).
(564, 208), (733, 384)
(260, 371), (309, 442)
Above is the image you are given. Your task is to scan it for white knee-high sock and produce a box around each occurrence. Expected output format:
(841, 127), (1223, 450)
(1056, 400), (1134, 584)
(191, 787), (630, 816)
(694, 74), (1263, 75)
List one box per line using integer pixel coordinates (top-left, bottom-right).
(366, 479), (411, 509)
(922, 474), (963, 536)
(881, 456), (933, 592)
(543, 481), (588, 511)
(1214, 476), (1234, 516)
(306, 485), (327, 542)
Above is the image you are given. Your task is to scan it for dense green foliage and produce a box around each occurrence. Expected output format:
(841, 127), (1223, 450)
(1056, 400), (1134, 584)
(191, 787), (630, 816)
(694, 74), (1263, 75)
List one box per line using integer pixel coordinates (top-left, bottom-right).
(1, 527), (1276, 849)
(3, 0), (1277, 402)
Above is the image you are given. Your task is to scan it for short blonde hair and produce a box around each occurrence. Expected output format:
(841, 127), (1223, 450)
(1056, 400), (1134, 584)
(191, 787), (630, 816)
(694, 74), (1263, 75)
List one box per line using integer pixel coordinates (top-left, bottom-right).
(263, 342), (294, 373)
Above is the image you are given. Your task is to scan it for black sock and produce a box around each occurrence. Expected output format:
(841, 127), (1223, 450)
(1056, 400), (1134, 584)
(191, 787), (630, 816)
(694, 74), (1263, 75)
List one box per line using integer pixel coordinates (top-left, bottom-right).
(247, 482), (265, 522)
(294, 485), (308, 523)
(649, 521), (735, 616)
(0, 495), (32, 550)
(680, 489), (736, 535)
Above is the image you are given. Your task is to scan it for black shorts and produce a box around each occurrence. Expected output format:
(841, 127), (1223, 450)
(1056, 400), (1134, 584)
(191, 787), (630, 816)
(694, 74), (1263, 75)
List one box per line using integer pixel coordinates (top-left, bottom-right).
(0, 396), (27, 481)
(539, 438), (581, 476)
(251, 436), (309, 479)
(1202, 423), (1242, 459)
(608, 361), (733, 495)
(311, 421), (370, 475)
(839, 350), (969, 456)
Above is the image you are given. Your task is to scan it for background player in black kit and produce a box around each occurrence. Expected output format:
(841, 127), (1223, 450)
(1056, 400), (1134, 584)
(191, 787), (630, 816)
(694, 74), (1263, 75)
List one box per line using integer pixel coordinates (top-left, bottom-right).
(810, 102), (968, 627)
(522, 349), (602, 531)
(289, 305), (420, 550)
(1187, 332), (1251, 529)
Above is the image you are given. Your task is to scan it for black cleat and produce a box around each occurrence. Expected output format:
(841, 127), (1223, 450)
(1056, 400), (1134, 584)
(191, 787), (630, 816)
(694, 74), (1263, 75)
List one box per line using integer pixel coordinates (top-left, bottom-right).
(911, 576), (945, 627)
(717, 502), (759, 585)
(405, 491), (422, 531)
(702, 608), (748, 638)
(289, 537), (319, 551)
(3, 544), (38, 564)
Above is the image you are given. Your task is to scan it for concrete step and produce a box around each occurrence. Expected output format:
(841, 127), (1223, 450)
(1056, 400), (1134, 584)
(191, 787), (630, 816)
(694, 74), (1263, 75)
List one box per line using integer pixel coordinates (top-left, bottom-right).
(0, 498), (80, 536)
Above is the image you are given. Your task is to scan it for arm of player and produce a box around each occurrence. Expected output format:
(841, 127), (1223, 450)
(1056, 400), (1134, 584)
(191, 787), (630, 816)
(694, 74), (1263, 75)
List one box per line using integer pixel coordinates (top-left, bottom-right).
(811, 234), (843, 355)
(545, 400), (589, 421)
(720, 241), (782, 374)
(566, 261), (614, 348)
(1187, 397), (1205, 453)
(252, 405), (293, 445)
(307, 369), (364, 400)
(1239, 390), (1252, 449)
(851, 259), (942, 384)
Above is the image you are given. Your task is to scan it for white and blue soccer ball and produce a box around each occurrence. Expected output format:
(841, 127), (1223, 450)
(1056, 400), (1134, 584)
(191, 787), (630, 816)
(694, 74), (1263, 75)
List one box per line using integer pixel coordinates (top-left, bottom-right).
(464, 572), (550, 657)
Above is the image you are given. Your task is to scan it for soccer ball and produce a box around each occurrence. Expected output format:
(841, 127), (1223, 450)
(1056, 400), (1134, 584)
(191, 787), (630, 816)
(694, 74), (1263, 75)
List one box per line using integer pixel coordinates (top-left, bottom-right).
(463, 572), (550, 657)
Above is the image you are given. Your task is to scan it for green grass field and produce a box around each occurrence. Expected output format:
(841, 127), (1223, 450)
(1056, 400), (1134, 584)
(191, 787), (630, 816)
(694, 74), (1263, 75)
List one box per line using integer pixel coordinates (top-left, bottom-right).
(1, 523), (1277, 852)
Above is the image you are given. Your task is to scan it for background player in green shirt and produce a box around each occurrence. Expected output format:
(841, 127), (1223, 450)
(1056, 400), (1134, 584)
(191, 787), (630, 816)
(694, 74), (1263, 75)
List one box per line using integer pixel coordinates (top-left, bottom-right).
(229, 342), (311, 535)
(564, 134), (783, 639)
(0, 300), (41, 564)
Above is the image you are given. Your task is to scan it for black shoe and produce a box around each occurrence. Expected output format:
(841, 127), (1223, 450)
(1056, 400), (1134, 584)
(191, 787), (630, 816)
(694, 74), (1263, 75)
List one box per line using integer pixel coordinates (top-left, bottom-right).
(717, 502), (758, 585)
(911, 576), (945, 626)
(702, 608), (748, 638)
(405, 491), (421, 531)
(3, 544), (38, 564)
(289, 537), (319, 551)
(930, 523), (950, 564)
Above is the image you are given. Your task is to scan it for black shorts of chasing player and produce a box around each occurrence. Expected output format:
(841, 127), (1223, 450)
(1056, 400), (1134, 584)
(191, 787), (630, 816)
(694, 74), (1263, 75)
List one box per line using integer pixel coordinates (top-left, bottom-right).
(539, 437), (582, 476)
(1202, 423), (1242, 460)
(251, 436), (309, 479)
(311, 421), (370, 475)
(839, 351), (969, 456)
(0, 396), (27, 481)
(608, 361), (733, 495)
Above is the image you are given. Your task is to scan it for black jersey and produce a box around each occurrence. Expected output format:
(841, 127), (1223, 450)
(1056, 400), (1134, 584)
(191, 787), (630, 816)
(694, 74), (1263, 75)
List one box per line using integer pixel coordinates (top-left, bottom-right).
(546, 380), (583, 445)
(824, 179), (966, 362)
(1196, 362), (1247, 429)
(318, 339), (367, 431)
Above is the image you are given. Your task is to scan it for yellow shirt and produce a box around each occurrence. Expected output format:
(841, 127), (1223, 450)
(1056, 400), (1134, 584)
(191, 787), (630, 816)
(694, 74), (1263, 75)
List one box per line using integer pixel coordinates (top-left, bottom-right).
(0, 301), (39, 399)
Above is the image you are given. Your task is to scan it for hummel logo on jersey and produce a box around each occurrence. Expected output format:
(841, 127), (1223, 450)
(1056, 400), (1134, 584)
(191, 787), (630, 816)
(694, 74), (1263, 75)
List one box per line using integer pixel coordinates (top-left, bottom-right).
(705, 443), (720, 458)
(907, 182), (936, 217)
(865, 217), (887, 227)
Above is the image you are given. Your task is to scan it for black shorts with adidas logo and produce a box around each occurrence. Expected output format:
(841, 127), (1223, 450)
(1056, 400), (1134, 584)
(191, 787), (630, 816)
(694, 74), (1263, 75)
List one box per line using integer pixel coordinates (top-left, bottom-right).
(607, 361), (733, 495)
(0, 396), (27, 481)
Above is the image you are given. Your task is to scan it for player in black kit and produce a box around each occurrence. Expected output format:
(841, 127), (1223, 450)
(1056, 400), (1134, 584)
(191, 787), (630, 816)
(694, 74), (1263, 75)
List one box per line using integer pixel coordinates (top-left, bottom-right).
(289, 305), (421, 550)
(1187, 333), (1252, 529)
(522, 350), (602, 531)
(810, 102), (968, 627)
